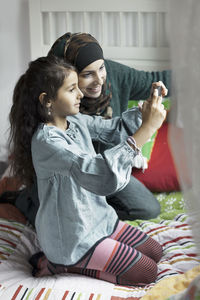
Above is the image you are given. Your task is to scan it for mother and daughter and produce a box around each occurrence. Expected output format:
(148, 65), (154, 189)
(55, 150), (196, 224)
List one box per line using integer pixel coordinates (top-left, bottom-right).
(9, 32), (168, 285)
(14, 32), (170, 225)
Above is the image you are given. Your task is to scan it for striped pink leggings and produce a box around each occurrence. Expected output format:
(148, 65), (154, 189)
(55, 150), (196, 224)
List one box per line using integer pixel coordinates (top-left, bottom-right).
(30, 221), (162, 286)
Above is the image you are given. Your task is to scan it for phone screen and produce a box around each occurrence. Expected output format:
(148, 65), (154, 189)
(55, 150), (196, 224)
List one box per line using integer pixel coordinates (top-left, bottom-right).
(151, 86), (162, 97)
(157, 86), (162, 96)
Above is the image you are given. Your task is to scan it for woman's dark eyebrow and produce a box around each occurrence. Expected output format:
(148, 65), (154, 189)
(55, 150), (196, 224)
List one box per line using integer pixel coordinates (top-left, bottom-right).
(81, 70), (94, 74)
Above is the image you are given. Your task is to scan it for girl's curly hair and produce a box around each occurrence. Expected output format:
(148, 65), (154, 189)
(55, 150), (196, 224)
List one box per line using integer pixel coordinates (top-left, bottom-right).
(9, 55), (76, 187)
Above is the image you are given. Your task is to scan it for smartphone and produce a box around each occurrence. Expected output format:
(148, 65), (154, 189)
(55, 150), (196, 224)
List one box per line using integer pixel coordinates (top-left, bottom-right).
(157, 86), (162, 96)
(151, 86), (162, 98)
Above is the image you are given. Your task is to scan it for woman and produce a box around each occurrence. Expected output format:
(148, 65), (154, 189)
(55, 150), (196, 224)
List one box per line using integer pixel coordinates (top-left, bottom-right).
(48, 32), (170, 119)
(15, 32), (170, 224)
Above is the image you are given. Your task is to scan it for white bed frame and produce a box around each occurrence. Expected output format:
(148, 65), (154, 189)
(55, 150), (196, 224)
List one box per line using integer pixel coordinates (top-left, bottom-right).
(29, 0), (170, 70)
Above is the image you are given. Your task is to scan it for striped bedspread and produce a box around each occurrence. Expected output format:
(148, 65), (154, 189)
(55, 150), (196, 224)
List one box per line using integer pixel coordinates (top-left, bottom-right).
(0, 211), (199, 300)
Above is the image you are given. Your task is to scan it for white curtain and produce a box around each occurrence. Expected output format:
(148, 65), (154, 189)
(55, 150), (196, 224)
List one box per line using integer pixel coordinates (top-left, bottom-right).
(169, 0), (200, 255)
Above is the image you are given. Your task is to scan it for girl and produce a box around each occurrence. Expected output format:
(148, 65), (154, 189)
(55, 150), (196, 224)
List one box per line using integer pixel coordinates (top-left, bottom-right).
(9, 55), (166, 285)
(15, 32), (169, 224)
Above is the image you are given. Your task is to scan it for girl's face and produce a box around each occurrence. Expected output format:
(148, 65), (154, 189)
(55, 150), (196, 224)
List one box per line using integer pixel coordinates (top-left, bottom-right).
(78, 59), (107, 98)
(51, 71), (83, 118)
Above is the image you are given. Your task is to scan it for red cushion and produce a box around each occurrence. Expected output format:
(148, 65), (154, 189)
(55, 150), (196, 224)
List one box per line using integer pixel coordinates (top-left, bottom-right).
(132, 123), (180, 192)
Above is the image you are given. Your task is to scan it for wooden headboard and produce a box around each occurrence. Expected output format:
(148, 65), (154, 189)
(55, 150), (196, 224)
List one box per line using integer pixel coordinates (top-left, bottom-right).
(29, 0), (170, 70)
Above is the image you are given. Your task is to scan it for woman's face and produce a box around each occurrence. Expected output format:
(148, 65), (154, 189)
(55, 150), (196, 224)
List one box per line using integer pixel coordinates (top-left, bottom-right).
(78, 59), (107, 98)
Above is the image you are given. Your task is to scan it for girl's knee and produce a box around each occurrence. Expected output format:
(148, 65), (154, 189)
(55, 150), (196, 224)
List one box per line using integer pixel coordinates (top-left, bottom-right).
(142, 259), (158, 284)
(136, 236), (163, 264)
(154, 242), (163, 263)
(119, 256), (158, 285)
(147, 238), (163, 263)
(136, 257), (158, 284)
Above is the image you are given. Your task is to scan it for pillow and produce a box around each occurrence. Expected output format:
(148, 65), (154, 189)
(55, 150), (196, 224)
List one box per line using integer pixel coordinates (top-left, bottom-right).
(132, 122), (180, 192)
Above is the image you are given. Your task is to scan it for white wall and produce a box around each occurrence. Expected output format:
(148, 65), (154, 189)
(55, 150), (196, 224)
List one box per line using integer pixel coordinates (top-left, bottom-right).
(29, 0), (170, 70)
(0, 0), (31, 160)
(0, 0), (170, 161)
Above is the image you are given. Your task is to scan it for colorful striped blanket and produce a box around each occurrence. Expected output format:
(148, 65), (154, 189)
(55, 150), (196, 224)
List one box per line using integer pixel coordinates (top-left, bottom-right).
(0, 192), (199, 300)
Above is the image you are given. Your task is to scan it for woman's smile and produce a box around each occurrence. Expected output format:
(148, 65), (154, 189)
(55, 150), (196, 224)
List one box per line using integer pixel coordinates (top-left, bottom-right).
(87, 85), (102, 94)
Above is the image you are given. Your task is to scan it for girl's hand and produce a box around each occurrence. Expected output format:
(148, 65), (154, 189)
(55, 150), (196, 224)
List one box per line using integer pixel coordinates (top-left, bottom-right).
(141, 86), (167, 133)
(138, 81), (168, 112)
(131, 81), (167, 149)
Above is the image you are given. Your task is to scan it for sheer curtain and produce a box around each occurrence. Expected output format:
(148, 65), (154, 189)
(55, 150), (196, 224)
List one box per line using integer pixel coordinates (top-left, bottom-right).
(169, 0), (200, 255)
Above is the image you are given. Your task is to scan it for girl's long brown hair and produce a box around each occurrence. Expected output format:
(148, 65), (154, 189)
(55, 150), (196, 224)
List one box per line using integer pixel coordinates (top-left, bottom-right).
(9, 56), (76, 186)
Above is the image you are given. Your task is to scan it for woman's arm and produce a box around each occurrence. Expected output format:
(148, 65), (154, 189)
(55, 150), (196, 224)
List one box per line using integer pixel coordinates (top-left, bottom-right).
(105, 59), (171, 107)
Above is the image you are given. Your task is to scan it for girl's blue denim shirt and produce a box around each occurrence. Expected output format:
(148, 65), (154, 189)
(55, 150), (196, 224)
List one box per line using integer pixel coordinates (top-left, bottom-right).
(31, 107), (142, 265)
